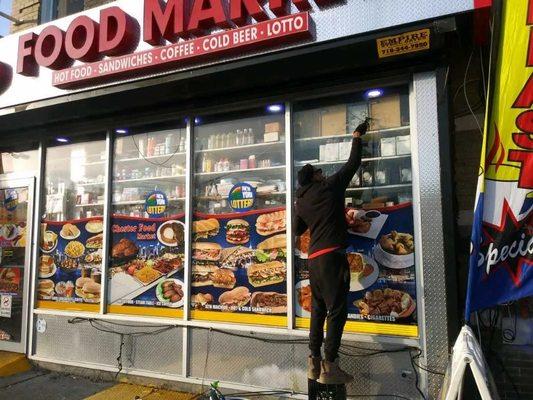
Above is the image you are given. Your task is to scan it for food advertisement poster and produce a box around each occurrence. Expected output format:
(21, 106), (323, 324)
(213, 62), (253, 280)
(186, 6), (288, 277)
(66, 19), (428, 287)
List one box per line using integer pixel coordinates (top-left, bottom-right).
(295, 203), (418, 337)
(38, 217), (104, 312)
(108, 214), (185, 317)
(190, 206), (287, 326)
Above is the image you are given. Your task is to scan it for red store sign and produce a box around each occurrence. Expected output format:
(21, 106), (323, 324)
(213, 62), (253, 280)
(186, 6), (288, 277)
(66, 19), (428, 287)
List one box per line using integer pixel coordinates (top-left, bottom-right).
(12, 0), (329, 89)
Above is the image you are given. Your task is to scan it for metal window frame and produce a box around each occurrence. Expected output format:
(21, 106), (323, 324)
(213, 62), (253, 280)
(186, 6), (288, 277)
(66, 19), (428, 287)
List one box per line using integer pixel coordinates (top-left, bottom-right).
(24, 74), (454, 399)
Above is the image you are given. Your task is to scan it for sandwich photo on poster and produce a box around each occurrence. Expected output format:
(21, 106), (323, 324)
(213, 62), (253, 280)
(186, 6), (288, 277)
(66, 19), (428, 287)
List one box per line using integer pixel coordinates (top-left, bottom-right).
(108, 214), (185, 315)
(37, 218), (104, 309)
(190, 207), (287, 326)
(295, 203), (418, 337)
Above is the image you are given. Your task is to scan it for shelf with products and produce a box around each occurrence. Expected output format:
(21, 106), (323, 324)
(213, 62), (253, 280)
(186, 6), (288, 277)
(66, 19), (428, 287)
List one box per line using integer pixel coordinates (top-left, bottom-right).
(294, 154), (411, 167)
(293, 126), (410, 143)
(195, 140), (284, 155)
(196, 192), (286, 202)
(346, 183), (412, 192)
(112, 174), (186, 184)
(82, 152), (187, 167)
(195, 165), (285, 178)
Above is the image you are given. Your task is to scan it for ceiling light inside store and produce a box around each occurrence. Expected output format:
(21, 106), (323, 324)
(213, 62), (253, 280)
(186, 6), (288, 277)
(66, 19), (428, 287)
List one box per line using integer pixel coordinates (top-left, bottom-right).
(267, 104), (283, 113)
(365, 89), (384, 99)
(55, 137), (70, 143)
(194, 117), (201, 124)
(115, 129), (128, 134)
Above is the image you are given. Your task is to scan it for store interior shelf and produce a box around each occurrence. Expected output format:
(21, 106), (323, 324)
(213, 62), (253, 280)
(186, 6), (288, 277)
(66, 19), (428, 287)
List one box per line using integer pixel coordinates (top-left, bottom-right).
(82, 152), (187, 167)
(346, 183), (412, 192)
(113, 198), (185, 206)
(195, 165), (285, 178)
(294, 126), (410, 143)
(195, 141), (284, 154)
(77, 182), (106, 187)
(113, 174), (186, 183)
(197, 192), (286, 201)
(295, 154), (411, 167)
(75, 203), (104, 207)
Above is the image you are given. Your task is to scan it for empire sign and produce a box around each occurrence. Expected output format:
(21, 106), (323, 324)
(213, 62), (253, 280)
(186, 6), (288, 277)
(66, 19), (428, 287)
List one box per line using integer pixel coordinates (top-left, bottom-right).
(0, 0), (334, 90)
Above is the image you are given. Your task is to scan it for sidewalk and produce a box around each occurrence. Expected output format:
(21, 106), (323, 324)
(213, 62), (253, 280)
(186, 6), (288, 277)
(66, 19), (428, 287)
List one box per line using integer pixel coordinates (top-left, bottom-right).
(0, 369), (197, 400)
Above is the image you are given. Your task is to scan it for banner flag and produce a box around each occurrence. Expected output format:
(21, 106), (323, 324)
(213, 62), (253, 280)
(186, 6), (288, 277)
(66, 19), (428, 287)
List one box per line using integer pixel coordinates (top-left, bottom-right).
(465, 0), (533, 317)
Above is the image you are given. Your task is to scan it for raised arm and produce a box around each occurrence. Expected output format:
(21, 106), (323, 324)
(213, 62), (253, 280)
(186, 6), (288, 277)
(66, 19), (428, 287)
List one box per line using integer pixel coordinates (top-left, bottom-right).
(326, 121), (368, 189)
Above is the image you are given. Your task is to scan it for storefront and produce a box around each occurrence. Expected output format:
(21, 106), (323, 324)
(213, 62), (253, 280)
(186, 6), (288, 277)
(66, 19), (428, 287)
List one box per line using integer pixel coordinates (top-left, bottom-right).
(0, 0), (487, 398)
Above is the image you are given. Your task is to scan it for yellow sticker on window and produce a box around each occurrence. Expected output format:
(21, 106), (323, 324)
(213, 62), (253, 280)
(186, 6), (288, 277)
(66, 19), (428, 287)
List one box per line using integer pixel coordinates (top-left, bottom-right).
(376, 29), (430, 58)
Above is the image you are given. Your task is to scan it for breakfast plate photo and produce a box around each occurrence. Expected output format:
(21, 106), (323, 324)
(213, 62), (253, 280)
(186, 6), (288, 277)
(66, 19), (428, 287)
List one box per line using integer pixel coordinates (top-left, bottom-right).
(157, 220), (185, 247)
(347, 253), (379, 292)
(156, 278), (185, 308)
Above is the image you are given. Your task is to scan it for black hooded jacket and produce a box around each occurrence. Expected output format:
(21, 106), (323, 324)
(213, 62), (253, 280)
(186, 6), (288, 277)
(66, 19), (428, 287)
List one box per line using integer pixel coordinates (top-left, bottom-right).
(294, 138), (362, 255)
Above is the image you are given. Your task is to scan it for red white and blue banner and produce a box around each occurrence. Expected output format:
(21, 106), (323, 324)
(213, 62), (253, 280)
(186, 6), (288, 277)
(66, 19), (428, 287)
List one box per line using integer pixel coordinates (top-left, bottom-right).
(466, 0), (533, 317)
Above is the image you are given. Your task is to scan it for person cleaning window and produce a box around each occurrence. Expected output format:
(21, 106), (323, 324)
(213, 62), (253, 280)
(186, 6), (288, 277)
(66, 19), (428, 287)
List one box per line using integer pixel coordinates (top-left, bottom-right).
(294, 119), (369, 385)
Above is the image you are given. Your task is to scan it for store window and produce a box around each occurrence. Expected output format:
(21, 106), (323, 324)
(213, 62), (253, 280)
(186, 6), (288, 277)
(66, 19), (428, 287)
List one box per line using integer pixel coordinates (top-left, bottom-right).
(38, 134), (106, 312)
(190, 107), (288, 326)
(41, 0), (116, 23)
(292, 87), (419, 337)
(107, 121), (187, 317)
(0, 0), (13, 37)
(0, 150), (38, 176)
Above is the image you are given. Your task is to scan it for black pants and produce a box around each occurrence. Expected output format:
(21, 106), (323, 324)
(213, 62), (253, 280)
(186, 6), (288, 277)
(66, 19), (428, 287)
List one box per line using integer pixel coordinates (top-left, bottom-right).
(308, 250), (350, 362)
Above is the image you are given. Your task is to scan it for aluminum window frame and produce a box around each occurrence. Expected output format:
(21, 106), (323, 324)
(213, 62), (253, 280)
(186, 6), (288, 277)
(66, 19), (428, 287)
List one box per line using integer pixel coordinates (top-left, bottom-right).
(26, 72), (453, 399)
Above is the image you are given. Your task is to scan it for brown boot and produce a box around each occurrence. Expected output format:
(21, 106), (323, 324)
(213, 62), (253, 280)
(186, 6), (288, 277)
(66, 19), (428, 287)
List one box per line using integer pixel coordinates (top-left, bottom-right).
(307, 356), (321, 380)
(318, 360), (354, 385)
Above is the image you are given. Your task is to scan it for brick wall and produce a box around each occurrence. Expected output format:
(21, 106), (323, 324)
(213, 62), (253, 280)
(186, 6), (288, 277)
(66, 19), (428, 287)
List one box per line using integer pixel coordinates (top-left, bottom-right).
(9, 0), (116, 34)
(10, 0), (40, 33)
(84, 0), (115, 10)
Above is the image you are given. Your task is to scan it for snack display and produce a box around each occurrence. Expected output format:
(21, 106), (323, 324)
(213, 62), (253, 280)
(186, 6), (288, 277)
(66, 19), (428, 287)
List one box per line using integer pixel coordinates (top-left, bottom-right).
(37, 219), (106, 305)
(297, 284), (312, 314)
(86, 233), (103, 249)
(218, 286), (251, 309)
(85, 220), (103, 233)
(60, 223), (80, 240)
(251, 292), (287, 314)
(296, 229), (310, 256)
(219, 246), (254, 271)
(225, 219), (250, 244)
(157, 220), (184, 247)
(212, 268), (236, 289)
(345, 209), (371, 233)
(64, 241), (85, 258)
(192, 263), (217, 287)
(379, 231), (414, 255)
(248, 261), (286, 287)
(192, 242), (222, 261)
(255, 210), (286, 236)
(40, 231), (58, 253)
(191, 293), (214, 309)
(157, 279), (184, 306)
(294, 201), (418, 330)
(112, 238), (138, 259)
(193, 218), (220, 240)
(355, 288), (415, 319)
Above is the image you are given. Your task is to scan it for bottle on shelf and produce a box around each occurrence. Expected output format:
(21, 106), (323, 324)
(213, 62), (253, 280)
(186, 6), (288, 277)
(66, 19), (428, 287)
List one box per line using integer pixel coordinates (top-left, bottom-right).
(248, 155), (256, 169)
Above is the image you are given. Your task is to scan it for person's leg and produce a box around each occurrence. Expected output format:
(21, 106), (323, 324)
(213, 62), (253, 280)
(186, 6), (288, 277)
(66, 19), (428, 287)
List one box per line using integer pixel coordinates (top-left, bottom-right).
(318, 252), (350, 362)
(308, 258), (327, 358)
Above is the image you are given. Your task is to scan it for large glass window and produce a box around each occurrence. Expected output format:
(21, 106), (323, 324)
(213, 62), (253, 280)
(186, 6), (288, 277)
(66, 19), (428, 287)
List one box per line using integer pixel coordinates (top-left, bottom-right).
(38, 134), (106, 311)
(190, 106), (288, 326)
(292, 87), (419, 337)
(0, 1), (13, 37)
(107, 121), (187, 317)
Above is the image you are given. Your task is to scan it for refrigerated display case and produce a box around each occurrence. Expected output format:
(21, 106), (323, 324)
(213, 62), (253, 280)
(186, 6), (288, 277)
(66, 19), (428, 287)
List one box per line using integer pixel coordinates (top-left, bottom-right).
(190, 107), (289, 326)
(37, 135), (106, 311)
(292, 86), (418, 337)
(107, 121), (187, 317)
